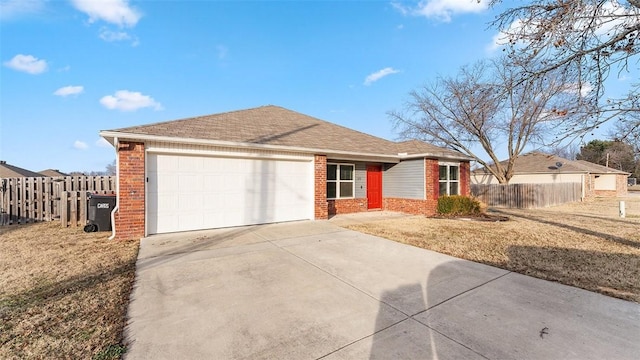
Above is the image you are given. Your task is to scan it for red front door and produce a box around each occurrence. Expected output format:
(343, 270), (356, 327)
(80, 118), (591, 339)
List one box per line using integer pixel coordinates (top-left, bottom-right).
(367, 165), (382, 209)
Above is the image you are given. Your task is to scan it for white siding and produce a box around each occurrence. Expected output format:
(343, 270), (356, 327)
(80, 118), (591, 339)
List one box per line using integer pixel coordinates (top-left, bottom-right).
(383, 159), (424, 199)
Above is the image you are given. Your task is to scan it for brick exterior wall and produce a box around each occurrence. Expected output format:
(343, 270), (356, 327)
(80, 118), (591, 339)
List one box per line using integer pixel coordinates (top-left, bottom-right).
(328, 198), (368, 216)
(424, 158), (440, 201)
(314, 155), (328, 219)
(423, 158), (441, 215)
(616, 174), (629, 197)
(115, 141), (145, 240)
(460, 161), (470, 196)
(583, 174), (595, 199)
(593, 174), (629, 197)
(382, 198), (437, 216)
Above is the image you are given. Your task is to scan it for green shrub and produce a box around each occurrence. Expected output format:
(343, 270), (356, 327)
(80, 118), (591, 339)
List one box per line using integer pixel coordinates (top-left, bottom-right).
(437, 195), (481, 216)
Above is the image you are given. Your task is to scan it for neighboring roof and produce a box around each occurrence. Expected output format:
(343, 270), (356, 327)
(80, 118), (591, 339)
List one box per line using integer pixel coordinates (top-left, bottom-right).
(39, 169), (69, 177)
(473, 152), (630, 175)
(0, 161), (45, 178)
(573, 160), (630, 175)
(101, 105), (472, 161)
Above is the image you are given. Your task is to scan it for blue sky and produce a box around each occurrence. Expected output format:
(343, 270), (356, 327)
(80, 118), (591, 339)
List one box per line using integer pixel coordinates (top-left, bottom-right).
(0, 0), (619, 173)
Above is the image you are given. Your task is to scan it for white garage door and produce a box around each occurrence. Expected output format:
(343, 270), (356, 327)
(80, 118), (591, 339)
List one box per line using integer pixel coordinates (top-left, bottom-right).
(147, 153), (313, 234)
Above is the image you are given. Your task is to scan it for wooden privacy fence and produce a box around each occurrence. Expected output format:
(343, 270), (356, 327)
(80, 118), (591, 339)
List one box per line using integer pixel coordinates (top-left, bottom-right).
(471, 182), (582, 209)
(0, 176), (116, 226)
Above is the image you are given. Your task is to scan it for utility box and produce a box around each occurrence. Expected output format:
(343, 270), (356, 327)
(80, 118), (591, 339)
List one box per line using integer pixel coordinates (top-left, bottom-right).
(85, 193), (116, 232)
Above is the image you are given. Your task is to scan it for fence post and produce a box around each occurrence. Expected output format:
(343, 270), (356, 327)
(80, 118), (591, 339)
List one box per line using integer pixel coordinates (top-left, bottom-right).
(79, 191), (87, 226)
(60, 191), (68, 228)
(70, 191), (78, 227)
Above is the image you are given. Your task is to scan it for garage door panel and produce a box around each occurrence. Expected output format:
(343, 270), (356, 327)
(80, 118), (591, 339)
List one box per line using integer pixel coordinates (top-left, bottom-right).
(156, 155), (178, 172)
(147, 154), (312, 234)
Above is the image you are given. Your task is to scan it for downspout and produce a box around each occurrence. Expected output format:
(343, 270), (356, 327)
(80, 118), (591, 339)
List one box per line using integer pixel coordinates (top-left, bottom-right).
(108, 137), (119, 240)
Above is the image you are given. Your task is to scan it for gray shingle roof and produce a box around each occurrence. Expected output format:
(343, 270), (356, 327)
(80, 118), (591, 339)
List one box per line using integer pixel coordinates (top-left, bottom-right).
(0, 161), (45, 178)
(105, 105), (470, 159)
(395, 140), (465, 159)
(473, 152), (629, 175)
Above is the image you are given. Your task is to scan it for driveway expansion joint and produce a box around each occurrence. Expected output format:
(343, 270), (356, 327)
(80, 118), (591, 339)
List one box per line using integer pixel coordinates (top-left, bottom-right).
(413, 270), (512, 317)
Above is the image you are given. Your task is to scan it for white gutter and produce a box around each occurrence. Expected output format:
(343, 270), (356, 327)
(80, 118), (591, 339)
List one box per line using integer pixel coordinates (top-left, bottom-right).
(108, 137), (119, 240)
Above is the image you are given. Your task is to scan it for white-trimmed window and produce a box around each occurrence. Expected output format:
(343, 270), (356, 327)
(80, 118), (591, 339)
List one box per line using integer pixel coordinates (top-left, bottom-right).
(327, 163), (354, 199)
(439, 163), (459, 196)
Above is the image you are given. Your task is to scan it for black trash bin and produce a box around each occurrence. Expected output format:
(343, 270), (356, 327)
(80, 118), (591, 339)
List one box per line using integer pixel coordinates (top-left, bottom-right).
(84, 193), (116, 232)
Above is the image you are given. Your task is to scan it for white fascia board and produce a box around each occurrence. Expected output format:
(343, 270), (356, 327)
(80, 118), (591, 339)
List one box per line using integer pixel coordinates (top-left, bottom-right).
(99, 131), (401, 163)
(146, 145), (314, 162)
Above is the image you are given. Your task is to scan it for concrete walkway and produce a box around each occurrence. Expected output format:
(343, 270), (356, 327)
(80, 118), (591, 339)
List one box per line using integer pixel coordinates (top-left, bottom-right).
(124, 218), (640, 359)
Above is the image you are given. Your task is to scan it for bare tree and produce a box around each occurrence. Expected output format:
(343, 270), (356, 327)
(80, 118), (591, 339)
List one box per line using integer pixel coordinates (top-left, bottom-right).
(105, 160), (116, 176)
(490, 0), (640, 141)
(390, 58), (586, 183)
(612, 107), (640, 150)
(546, 144), (580, 159)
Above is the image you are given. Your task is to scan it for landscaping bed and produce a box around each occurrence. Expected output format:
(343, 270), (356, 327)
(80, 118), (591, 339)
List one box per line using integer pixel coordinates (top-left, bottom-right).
(346, 196), (640, 303)
(0, 222), (139, 359)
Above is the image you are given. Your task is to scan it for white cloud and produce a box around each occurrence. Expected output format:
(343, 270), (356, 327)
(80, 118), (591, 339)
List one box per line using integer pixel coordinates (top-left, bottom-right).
(99, 28), (130, 41)
(579, 83), (593, 97)
(95, 138), (112, 148)
(3, 54), (47, 74)
(98, 27), (139, 46)
(100, 90), (163, 111)
(74, 140), (89, 150)
(364, 67), (400, 86)
(393, 0), (488, 22)
(391, 2), (409, 16)
(70, 0), (141, 27)
(562, 82), (594, 97)
(0, 0), (47, 20)
(53, 85), (84, 97)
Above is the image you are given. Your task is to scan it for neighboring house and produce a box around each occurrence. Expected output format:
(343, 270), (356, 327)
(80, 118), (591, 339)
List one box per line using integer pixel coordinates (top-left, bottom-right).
(100, 105), (472, 240)
(472, 152), (629, 199)
(0, 160), (44, 178)
(39, 169), (69, 177)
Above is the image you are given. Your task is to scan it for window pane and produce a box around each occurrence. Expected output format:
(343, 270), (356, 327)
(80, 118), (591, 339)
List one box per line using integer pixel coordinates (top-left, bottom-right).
(339, 165), (353, 180)
(439, 165), (448, 180)
(439, 181), (448, 196)
(327, 164), (337, 180)
(339, 182), (353, 197)
(449, 166), (459, 180)
(450, 182), (459, 195)
(327, 182), (337, 198)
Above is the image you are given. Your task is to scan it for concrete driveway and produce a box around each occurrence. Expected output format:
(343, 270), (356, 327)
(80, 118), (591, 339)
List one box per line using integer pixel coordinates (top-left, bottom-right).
(124, 217), (640, 359)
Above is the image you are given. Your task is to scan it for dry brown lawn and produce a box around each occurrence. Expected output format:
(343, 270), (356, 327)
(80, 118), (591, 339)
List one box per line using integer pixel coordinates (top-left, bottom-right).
(0, 222), (139, 359)
(346, 195), (640, 303)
